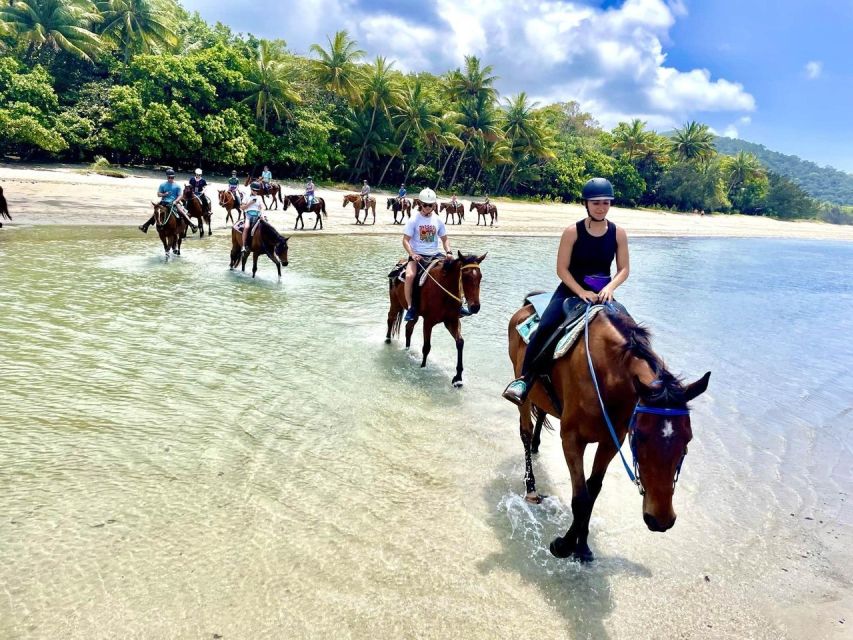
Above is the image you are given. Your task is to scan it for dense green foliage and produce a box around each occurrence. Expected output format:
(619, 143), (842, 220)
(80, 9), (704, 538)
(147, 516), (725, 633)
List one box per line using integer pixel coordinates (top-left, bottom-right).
(714, 136), (853, 206)
(0, 0), (845, 222)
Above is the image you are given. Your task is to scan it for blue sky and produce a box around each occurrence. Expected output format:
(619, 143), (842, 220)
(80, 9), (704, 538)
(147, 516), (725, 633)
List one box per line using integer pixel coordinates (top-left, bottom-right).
(180, 0), (853, 172)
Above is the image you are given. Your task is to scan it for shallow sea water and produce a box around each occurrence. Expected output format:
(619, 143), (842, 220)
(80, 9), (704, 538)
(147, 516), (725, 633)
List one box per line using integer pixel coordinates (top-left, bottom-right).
(0, 227), (851, 639)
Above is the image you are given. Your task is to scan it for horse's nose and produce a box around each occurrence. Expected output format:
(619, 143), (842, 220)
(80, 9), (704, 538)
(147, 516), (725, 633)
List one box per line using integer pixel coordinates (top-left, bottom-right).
(468, 304), (481, 315)
(643, 512), (676, 532)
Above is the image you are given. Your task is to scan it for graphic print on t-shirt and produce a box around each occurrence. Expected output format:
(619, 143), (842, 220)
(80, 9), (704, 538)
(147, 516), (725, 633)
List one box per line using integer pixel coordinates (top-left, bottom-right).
(419, 225), (437, 244)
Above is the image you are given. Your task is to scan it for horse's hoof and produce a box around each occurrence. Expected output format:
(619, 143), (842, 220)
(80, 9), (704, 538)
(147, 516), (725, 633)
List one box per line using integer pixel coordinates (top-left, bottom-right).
(573, 545), (595, 563)
(549, 537), (575, 559)
(384, 338), (391, 344)
(524, 493), (543, 504)
(452, 379), (463, 388)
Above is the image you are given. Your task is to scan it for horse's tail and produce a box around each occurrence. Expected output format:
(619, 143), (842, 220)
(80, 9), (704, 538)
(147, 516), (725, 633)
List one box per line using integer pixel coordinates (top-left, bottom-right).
(531, 404), (554, 433)
(278, 187), (283, 204)
(321, 199), (327, 218)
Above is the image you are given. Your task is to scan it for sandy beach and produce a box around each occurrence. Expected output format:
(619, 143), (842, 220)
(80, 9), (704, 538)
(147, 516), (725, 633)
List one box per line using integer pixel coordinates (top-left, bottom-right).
(2, 163), (852, 241)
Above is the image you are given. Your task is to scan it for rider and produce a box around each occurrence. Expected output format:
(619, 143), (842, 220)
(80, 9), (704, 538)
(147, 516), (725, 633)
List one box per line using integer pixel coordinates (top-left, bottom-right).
(261, 165), (272, 194)
(402, 187), (453, 322)
(502, 177), (630, 405)
(450, 193), (459, 207)
(361, 179), (370, 208)
(241, 185), (266, 255)
(189, 168), (210, 213)
(397, 183), (407, 204)
(305, 176), (315, 208)
(228, 170), (242, 206)
(139, 168), (197, 234)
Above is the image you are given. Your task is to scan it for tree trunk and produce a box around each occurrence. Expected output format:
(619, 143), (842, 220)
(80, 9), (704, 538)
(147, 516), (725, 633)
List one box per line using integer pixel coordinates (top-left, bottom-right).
(447, 142), (470, 191)
(378, 127), (410, 186)
(434, 149), (455, 190)
(500, 163), (519, 194)
(351, 105), (377, 181)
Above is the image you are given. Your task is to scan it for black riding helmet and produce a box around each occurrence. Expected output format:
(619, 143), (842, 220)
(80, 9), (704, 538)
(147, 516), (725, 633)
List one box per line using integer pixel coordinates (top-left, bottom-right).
(581, 177), (614, 200)
(165, 168), (176, 177)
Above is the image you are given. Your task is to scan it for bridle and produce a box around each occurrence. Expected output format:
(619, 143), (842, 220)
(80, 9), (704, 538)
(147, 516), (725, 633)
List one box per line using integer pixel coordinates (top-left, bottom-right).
(583, 303), (690, 496)
(422, 261), (480, 305)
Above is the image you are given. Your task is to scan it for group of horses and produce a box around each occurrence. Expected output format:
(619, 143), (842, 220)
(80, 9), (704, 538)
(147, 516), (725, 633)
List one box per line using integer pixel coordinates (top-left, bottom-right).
(381, 197), (498, 226)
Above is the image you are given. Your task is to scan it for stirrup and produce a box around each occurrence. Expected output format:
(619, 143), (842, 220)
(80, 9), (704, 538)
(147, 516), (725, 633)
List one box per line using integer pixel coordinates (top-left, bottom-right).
(404, 308), (418, 322)
(502, 379), (528, 406)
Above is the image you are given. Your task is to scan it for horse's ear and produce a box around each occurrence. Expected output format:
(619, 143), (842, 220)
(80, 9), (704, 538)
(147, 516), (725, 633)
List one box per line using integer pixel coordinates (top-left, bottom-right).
(477, 252), (487, 263)
(457, 250), (463, 260)
(683, 371), (711, 403)
(632, 376), (657, 400)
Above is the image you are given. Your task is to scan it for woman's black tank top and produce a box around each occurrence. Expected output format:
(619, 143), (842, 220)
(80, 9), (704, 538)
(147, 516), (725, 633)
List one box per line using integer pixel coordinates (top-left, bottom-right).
(568, 219), (617, 285)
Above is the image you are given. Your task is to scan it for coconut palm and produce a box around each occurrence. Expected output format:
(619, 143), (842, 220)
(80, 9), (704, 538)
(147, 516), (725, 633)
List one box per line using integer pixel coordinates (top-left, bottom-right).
(242, 39), (301, 131)
(446, 93), (502, 190)
(308, 29), (365, 103)
(350, 56), (400, 179)
(0, 0), (104, 62)
(95, 0), (176, 62)
(377, 80), (438, 185)
(446, 55), (498, 104)
(612, 118), (653, 162)
(426, 112), (464, 189)
(670, 120), (715, 163)
(725, 151), (765, 193)
(498, 119), (556, 194)
(495, 93), (539, 190)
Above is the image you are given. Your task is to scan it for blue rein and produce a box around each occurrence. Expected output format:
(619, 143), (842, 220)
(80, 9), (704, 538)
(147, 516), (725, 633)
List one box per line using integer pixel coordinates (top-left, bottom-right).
(583, 303), (690, 495)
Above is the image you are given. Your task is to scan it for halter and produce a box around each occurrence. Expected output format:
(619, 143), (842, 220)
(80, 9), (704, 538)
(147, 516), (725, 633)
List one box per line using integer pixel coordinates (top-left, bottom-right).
(583, 303), (690, 496)
(422, 261), (480, 305)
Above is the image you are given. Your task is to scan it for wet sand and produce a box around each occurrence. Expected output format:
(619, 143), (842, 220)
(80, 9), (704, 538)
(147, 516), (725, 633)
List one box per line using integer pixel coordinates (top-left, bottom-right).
(2, 163), (852, 241)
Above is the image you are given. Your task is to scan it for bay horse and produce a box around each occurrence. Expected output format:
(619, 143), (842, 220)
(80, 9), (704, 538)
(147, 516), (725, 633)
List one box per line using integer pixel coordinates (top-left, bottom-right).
(218, 189), (243, 225)
(282, 194), (327, 230)
(181, 184), (213, 237)
(229, 218), (289, 278)
(386, 197), (411, 224)
(508, 299), (711, 562)
(150, 202), (188, 256)
(470, 201), (497, 226)
(244, 175), (283, 210)
(440, 201), (464, 225)
(386, 252), (486, 387)
(0, 186), (9, 227)
(343, 193), (376, 225)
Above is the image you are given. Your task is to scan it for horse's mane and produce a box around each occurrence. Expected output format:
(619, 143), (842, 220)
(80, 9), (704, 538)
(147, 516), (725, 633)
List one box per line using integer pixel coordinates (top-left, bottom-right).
(259, 219), (285, 247)
(605, 308), (686, 405)
(441, 253), (480, 272)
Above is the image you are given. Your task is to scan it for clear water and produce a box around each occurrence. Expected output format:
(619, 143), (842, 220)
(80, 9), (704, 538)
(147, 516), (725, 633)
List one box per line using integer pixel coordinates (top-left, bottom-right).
(1, 228), (851, 639)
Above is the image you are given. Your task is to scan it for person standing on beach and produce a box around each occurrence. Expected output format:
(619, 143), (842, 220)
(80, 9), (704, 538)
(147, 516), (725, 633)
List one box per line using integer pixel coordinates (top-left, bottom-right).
(401, 188), (453, 322)
(139, 169), (197, 234)
(502, 177), (630, 405)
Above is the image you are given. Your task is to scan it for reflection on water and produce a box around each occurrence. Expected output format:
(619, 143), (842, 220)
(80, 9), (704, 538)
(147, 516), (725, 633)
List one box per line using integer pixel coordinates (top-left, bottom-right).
(0, 227), (851, 639)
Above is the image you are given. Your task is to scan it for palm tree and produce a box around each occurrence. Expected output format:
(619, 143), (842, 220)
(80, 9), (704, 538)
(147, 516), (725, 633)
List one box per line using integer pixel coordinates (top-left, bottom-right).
(377, 80), (438, 185)
(612, 118), (653, 162)
(471, 137), (510, 187)
(425, 112), (464, 189)
(725, 151), (765, 193)
(496, 93), (538, 190)
(242, 39), (301, 131)
(350, 56), (400, 179)
(0, 0), (104, 62)
(95, 0), (176, 62)
(446, 55), (498, 104)
(446, 93), (502, 190)
(670, 121), (715, 163)
(308, 29), (365, 103)
(498, 120), (555, 194)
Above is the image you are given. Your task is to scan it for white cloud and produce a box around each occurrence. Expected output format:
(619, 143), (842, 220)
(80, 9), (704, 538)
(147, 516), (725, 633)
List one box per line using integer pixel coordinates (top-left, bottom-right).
(722, 125), (738, 138)
(805, 61), (822, 79)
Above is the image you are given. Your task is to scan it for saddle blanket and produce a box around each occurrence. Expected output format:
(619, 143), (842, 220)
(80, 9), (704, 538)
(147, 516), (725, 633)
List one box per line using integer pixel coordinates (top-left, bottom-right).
(516, 296), (606, 359)
(387, 256), (447, 284)
(233, 219), (262, 234)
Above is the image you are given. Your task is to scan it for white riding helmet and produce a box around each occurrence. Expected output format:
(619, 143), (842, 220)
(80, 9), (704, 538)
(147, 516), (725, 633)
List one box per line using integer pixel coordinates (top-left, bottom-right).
(195, 168), (202, 175)
(419, 188), (437, 204)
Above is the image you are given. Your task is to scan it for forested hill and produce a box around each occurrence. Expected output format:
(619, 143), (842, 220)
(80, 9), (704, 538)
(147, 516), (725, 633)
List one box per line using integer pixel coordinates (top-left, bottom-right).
(713, 137), (853, 205)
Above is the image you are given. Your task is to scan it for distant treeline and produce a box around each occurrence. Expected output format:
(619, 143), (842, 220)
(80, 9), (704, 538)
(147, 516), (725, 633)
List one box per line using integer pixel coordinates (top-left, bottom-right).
(0, 0), (850, 224)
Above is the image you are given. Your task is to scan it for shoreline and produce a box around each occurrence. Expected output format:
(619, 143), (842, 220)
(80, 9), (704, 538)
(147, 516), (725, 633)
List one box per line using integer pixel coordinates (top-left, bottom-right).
(3, 163), (853, 241)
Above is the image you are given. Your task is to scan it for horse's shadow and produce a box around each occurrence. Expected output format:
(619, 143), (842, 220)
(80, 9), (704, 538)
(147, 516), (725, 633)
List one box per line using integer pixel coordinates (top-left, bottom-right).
(478, 457), (652, 639)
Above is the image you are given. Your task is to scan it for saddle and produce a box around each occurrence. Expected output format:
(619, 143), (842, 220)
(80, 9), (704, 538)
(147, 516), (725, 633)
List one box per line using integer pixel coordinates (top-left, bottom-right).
(233, 218), (262, 235)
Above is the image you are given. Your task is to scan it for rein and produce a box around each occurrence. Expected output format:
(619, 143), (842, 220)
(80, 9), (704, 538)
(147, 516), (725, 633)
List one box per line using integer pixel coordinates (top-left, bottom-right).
(422, 262), (479, 305)
(582, 303), (690, 496)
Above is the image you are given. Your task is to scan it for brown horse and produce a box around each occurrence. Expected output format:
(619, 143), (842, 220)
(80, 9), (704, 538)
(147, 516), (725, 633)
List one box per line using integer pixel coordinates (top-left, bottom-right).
(470, 201), (497, 226)
(508, 299), (711, 562)
(386, 197), (411, 224)
(150, 202), (188, 256)
(343, 193), (376, 224)
(229, 218), (289, 278)
(440, 201), (465, 225)
(0, 186), (9, 228)
(283, 194), (327, 230)
(218, 189), (243, 225)
(244, 176), (283, 210)
(386, 252), (486, 387)
(181, 184), (213, 237)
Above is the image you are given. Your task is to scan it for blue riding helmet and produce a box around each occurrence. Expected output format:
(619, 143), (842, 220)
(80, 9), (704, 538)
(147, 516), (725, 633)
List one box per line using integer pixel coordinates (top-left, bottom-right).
(581, 177), (614, 200)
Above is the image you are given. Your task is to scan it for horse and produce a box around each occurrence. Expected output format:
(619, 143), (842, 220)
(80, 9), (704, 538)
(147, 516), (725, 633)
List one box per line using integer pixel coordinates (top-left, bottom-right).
(229, 218), (289, 278)
(150, 202), (188, 256)
(470, 201), (497, 226)
(244, 175), (283, 210)
(412, 197), (425, 212)
(218, 189), (243, 225)
(181, 184), (213, 237)
(386, 252), (486, 387)
(0, 186), (9, 228)
(440, 201), (465, 225)
(343, 193), (376, 225)
(386, 197), (411, 224)
(507, 299), (711, 562)
(282, 194), (327, 230)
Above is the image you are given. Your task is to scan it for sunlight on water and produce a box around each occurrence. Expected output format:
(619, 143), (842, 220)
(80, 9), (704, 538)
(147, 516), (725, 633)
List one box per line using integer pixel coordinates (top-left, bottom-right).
(0, 227), (851, 639)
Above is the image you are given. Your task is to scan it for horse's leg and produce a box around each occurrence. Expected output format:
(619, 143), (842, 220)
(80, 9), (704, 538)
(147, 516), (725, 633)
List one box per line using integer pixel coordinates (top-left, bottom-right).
(207, 215), (212, 236)
(519, 401), (542, 503)
(404, 317), (415, 349)
(444, 318), (464, 387)
(531, 408), (546, 454)
(386, 292), (401, 343)
(569, 441), (619, 562)
(294, 213), (300, 231)
(420, 321), (434, 367)
(550, 431), (594, 562)
(252, 252), (259, 278)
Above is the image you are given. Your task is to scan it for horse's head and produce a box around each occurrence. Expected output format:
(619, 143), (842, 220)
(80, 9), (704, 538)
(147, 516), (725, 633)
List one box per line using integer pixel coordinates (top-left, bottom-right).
(282, 195), (291, 210)
(218, 190), (228, 206)
(386, 198), (394, 209)
(274, 234), (290, 267)
(469, 201), (476, 211)
(181, 184), (193, 199)
(457, 251), (486, 315)
(343, 195), (351, 208)
(630, 371), (711, 532)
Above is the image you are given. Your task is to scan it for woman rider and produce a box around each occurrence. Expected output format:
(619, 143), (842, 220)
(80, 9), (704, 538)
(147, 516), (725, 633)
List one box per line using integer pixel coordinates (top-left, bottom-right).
(241, 185), (266, 255)
(502, 178), (630, 405)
